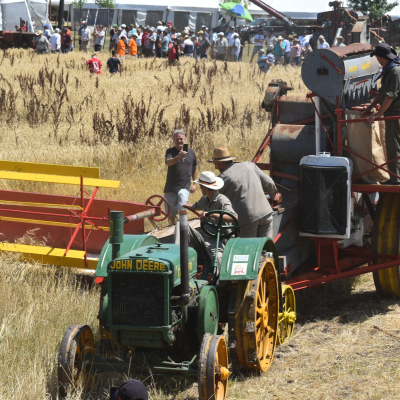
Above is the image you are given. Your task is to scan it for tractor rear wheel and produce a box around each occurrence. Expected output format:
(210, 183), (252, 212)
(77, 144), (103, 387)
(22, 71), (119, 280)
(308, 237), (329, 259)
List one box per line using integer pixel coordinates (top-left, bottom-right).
(58, 324), (95, 398)
(277, 284), (296, 345)
(198, 333), (230, 400)
(228, 257), (279, 371)
(372, 192), (400, 298)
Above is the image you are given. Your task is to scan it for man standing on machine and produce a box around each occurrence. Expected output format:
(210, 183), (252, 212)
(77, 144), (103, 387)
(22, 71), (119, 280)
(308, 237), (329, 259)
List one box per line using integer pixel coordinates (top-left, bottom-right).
(210, 147), (281, 238)
(365, 43), (400, 184)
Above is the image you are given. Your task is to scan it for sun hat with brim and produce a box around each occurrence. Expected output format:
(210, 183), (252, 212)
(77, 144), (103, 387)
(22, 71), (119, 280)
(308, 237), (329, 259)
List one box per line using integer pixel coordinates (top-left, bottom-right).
(370, 43), (397, 60)
(194, 171), (224, 190)
(35, 30), (43, 36)
(259, 49), (265, 53)
(218, 32), (224, 36)
(319, 35), (325, 39)
(277, 36), (283, 40)
(208, 147), (238, 163)
(337, 36), (344, 40)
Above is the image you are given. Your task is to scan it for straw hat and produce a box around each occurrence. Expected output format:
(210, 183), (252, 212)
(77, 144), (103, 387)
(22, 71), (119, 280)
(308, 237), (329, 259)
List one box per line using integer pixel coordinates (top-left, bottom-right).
(194, 171), (224, 190)
(208, 147), (238, 163)
(35, 30), (43, 36)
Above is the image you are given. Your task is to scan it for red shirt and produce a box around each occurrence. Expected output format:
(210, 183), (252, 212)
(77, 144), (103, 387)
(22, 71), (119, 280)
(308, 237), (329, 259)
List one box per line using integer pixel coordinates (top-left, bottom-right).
(168, 43), (177, 61)
(86, 58), (102, 74)
(21, 26), (27, 32)
(142, 31), (149, 46)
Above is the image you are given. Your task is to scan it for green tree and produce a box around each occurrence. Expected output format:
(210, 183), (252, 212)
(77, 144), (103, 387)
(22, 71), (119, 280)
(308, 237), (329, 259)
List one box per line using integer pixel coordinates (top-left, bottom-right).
(72, 0), (86, 8)
(94, 0), (116, 9)
(346, 0), (398, 21)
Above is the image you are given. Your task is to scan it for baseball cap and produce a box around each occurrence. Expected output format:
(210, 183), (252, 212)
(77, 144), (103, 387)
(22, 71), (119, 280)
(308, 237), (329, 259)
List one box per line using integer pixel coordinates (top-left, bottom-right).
(121, 24), (126, 28)
(370, 43), (397, 60)
(113, 23), (118, 27)
(116, 379), (148, 400)
(197, 30), (204, 34)
(258, 48), (265, 53)
(167, 22), (172, 26)
(305, 42), (310, 45)
(233, 33), (239, 37)
(218, 32), (224, 36)
(44, 24), (49, 28)
(82, 21), (87, 25)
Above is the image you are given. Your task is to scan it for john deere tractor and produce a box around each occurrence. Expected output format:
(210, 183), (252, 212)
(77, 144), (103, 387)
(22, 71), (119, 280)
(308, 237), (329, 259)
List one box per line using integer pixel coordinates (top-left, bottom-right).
(58, 209), (295, 399)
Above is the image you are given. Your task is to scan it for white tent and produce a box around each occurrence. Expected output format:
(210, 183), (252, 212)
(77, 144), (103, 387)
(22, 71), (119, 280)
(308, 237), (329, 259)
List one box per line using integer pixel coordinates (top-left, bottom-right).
(0, 0), (51, 31)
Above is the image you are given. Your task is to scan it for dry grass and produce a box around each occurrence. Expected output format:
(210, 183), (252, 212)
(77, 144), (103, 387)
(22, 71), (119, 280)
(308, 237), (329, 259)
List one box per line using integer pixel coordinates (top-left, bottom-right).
(0, 49), (399, 399)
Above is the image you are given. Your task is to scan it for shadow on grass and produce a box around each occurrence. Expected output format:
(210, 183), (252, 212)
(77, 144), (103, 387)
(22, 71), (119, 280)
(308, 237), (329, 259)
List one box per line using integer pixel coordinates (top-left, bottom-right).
(295, 280), (398, 324)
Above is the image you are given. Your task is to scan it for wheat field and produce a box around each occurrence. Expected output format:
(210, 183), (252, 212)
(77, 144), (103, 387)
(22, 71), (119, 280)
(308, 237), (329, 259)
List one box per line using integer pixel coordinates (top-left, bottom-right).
(0, 49), (399, 399)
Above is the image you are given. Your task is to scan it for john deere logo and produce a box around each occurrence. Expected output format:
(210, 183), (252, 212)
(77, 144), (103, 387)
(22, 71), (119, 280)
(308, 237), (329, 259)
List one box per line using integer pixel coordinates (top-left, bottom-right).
(231, 263), (248, 275)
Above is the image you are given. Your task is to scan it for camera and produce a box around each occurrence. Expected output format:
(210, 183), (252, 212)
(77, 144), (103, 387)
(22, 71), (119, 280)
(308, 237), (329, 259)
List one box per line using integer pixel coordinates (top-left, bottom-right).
(183, 143), (188, 152)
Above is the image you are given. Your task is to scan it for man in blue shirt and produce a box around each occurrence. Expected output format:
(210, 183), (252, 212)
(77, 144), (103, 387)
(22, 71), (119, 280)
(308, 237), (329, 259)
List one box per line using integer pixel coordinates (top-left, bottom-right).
(282, 35), (291, 65)
(257, 49), (274, 72)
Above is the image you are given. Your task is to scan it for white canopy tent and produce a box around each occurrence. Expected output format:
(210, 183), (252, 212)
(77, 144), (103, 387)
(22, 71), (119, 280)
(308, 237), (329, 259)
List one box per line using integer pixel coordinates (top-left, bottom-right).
(0, 0), (51, 31)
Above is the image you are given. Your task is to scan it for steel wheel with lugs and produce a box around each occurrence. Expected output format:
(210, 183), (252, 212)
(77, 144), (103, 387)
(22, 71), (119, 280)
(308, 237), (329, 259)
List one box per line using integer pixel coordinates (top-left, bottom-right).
(229, 258), (279, 371)
(372, 192), (400, 298)
(277, 284), (296, 345)
(198, 333), (230, 400)
(58, 324), (95, 398)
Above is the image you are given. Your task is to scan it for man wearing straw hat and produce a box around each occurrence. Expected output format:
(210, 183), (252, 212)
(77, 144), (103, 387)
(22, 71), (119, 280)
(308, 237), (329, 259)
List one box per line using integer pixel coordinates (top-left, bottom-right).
(210, 147), (281, 238)
(182, 171), (237, 273)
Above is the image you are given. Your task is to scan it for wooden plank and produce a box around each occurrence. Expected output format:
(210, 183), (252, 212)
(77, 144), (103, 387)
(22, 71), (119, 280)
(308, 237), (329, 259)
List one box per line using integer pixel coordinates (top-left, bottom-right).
(0, 161), (100, 178)
(0, 243), (98, 270)
(0, 171), (120, 189)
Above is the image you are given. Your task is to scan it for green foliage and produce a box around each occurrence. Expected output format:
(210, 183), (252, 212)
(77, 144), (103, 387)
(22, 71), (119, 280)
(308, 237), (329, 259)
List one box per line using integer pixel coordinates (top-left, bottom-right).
(94, 0), (116, 9)
(346, 0), (399, 20)
(72, 0), (86, 8)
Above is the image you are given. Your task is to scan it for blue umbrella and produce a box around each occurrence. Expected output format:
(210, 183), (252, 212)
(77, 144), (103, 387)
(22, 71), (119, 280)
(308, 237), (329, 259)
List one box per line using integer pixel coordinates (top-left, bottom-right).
(220, 2), (253, 21)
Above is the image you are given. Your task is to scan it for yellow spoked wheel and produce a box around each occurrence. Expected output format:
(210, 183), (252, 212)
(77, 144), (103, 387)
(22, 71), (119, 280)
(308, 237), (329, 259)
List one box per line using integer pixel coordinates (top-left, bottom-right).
(198, 333), (230, 400)
(229, 258), (279, 371)
(58, 324), (95, 398)
(372, 193), (400, 298)
(278, 284), (297, 345)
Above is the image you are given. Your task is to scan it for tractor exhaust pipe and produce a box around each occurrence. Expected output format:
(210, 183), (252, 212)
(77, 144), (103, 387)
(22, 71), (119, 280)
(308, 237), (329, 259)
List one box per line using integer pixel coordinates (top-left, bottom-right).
(109, 211), (124, 259)
(178, 209), (190, 306)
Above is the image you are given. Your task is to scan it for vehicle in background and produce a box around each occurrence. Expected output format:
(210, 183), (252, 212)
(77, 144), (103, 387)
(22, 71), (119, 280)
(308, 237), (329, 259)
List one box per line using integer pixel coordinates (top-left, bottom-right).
(241, 18), (287, 43)
(370, 15), (400, 47)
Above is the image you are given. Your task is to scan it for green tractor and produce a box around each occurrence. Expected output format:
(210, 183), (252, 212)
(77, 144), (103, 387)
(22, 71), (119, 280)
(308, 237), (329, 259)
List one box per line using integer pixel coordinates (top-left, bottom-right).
(58, 209), (295, 399)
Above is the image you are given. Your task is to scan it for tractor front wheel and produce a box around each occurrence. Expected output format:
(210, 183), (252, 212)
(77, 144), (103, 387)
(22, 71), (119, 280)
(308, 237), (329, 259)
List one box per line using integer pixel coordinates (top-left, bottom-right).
(198, 333), (230, 400)
(58, 324), (95, 398)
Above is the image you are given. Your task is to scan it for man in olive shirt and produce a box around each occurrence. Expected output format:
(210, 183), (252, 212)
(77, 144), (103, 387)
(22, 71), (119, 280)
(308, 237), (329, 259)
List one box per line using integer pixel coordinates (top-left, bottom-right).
(164, 129), (198, 224)
(182, 171), (237, 274)
(365, 43), (400, 183)
(210, 147), (281, 238)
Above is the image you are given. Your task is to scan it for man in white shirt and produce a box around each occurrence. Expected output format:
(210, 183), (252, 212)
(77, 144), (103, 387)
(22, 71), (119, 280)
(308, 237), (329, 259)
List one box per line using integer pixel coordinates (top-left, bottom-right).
(227, 27), (235, 61)
(250, 28), (264, 63)
(265, 30), (276, 54)
(318, 35), (330, 49)
(156, 21), (164, 32)
(182, 35), (194, 57)
(94, 25), (105, 52)
(298, 30), (311, 47)
(136, 28), (143, 57)
(49, 28), (61, 53)
(120, 24), (127, 38)
(283, 35), (291, 65)
(337, 36), (346, 47)
(28, 17), (36, 33)
(81, 22), (91, 53)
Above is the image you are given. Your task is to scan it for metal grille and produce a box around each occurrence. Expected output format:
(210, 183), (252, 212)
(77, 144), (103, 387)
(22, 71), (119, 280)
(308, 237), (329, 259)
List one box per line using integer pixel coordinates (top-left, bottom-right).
(111, 273), (165, 327)
(300, 165), (348, 235)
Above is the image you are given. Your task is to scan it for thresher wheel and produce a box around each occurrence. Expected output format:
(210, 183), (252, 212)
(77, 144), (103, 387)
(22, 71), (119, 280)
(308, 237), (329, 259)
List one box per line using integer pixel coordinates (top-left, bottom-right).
(229, 258), (279, 371)
(277, 284), (297, 345)
(198, 333), (230, 400)
(58, 324), (95, 398)
(372, 192), (400, 298)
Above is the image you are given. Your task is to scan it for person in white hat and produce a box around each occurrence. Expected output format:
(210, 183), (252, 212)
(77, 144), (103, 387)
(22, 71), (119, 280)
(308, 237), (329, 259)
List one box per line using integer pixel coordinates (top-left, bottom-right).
(210, 147), (281, 238)
(318, 35), (330, 49)
(182, 171), (237, 274)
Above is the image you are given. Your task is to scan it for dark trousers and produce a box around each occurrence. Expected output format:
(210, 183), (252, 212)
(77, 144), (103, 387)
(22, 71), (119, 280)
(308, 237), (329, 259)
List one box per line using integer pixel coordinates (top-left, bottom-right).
(384, 109), (400, 183)
(284, 52), (290, 65)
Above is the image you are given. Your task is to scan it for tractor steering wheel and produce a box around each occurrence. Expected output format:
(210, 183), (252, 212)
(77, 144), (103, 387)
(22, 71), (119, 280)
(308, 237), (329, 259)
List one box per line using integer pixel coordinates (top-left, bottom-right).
(200, 210), (239, 239)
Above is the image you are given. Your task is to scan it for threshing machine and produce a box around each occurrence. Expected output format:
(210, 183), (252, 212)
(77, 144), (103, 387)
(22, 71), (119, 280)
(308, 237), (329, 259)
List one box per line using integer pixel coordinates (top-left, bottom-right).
(256, 43), (400, 297)
(58, 209), (285, 399)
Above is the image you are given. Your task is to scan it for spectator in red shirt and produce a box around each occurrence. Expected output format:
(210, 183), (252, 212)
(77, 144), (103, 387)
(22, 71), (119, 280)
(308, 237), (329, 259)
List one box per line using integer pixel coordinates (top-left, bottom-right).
(142, 27), (149, 56)
(168, 37), (181, 66)
(21, 20), (27, 32)
(86, 53), (102, 74)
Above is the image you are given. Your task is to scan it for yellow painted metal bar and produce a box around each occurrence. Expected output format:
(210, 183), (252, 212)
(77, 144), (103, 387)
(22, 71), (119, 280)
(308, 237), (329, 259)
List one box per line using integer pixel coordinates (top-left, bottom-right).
(0, 215), (109, 231)
(0, 200), (83, 210)
(0, 171), (120, 189)
(0, 161), (100, 178)
(0, 243), (98, 270)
